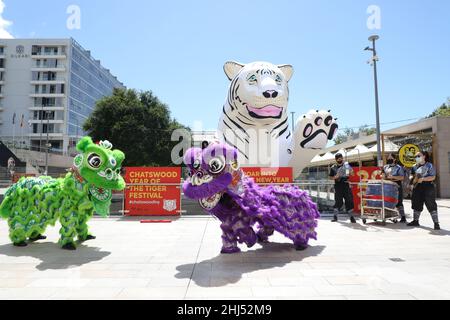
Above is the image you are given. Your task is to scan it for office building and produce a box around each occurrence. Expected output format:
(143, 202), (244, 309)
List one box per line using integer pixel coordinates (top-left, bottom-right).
(0, 38), (124, 154)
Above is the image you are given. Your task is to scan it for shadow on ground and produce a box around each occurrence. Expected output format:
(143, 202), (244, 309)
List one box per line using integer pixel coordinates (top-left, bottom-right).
(337, 218), (450, 236)
(175, 243), (325, 288)
(421, 226), (450, 236)
(337, 220), (376, 232)
(0, 242), (111, 271)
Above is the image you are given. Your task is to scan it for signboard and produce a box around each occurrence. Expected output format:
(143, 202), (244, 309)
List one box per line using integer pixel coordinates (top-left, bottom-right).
(242, 167), (293, 184)
(398, 144), (420, 168)
(124, 167), (182, 216)
(349, 167), (382, 213)
(12, 174), (36, 183)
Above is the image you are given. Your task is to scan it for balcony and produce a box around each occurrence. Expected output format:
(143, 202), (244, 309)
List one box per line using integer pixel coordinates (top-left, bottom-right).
(31, 51), (67, 60)
(30, 77), (66, 85)
(29, 119), (64, 125)
(28, 132), (64, 138)
(29, 106), (65, 112)
(30, 93), (65, 98)
(31, 65), (66, 72)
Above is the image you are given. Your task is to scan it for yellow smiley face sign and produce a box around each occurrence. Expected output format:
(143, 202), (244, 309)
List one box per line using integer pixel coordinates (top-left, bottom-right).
(399, 144), (420, 168)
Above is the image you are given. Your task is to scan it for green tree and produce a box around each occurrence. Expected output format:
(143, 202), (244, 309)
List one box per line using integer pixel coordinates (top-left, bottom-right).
(83, 88), (189, 167)
(334, 125), (377, 145)
(427, 98), (450, 118)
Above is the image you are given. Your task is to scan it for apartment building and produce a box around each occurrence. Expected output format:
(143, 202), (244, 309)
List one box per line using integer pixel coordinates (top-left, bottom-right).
(0, 38), (124, 154)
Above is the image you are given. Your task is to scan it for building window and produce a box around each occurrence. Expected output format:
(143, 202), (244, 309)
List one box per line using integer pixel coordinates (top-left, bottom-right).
(448, 152), (450, 173)
(44, 47), (58, 55)
(42, 124), (55, 133)
(32, 46), (42, 56)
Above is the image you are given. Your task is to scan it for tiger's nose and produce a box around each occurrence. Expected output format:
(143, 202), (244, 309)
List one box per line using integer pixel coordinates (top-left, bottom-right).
(263, 90), (278, 99)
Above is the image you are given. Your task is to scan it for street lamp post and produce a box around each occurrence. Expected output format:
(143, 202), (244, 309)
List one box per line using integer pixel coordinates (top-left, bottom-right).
(39, 104), (44, 152)
(290, 112), (296, 133)
(44, 110), (50, 175)
(365, 35), (383, 167)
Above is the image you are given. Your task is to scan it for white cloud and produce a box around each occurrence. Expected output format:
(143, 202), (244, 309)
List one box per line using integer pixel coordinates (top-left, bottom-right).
(0, 0), (13, 39)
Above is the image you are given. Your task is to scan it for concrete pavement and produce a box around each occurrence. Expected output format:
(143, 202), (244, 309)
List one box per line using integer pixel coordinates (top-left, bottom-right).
(0, 203), (449, 300)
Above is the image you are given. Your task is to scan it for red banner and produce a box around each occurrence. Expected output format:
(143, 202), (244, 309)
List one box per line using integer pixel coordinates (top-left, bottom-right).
(12, 174), (36, 183)
(349, 167), (383, 213)
(124, 167), (182, 216)
(242, 167), (293, 184)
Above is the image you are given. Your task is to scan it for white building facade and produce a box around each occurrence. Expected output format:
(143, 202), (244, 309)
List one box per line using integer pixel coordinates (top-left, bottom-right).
(0, 38), (124, 154)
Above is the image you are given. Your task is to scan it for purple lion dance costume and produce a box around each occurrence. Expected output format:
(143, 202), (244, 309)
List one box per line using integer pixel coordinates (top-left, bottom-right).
(183, 143), (320, 254)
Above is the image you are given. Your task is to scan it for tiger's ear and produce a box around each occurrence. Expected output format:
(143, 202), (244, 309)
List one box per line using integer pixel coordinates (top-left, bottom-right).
(224, 61), (245, 81)
(278, 64), (294, 82)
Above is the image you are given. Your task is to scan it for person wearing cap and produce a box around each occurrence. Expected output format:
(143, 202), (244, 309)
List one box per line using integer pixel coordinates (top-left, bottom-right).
(382, 153), (407, 223)
(329, 153), (356, 223)
(407, 151), (440, 230)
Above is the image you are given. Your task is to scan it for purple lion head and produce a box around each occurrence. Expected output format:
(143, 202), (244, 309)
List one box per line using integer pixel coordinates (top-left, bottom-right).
(183, 143), (242, 210)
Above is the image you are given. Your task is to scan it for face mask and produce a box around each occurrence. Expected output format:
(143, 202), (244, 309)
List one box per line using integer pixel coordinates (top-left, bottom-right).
(387, 159), (394, 165)
(416, 157), (424, 164)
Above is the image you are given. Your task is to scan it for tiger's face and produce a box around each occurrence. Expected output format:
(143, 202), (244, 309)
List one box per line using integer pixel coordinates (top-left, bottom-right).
(224, 61), (293, 126)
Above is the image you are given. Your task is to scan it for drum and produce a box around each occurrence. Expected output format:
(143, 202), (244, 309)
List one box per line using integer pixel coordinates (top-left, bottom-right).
(364, 180), (399, 210)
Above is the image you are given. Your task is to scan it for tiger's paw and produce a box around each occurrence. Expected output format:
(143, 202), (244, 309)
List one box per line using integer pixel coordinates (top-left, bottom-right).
(293, 109), (338, 150)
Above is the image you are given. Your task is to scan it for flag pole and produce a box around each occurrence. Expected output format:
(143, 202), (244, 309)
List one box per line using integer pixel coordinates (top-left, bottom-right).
(12, 113), (16, 149)
(20, 114), (24, 149)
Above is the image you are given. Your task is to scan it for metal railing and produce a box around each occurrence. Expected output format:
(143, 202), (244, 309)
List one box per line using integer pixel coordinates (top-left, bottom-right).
(4, 141), (64, 155)
(114, 180), (339, 217)
(0, 179), (345, 217)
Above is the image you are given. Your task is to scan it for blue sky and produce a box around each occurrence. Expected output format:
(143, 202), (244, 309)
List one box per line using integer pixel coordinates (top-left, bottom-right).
(3, 0), (450, 132)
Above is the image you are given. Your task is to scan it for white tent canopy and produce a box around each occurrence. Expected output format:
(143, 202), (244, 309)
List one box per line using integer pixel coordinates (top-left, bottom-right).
(369, 140), (399, 153)
(348, 144), (370, 156)
(310, 140), (399, 167)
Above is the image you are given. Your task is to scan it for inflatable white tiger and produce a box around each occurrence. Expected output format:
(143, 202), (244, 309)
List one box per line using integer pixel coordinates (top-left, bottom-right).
(217, 61), (339, 177)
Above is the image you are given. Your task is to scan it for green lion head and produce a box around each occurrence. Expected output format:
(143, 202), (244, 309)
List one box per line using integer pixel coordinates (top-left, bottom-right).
(73, 137), (126, 191)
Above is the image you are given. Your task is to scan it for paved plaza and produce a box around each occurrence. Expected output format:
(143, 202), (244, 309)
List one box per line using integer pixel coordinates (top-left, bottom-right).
(0, 200), (449, 300)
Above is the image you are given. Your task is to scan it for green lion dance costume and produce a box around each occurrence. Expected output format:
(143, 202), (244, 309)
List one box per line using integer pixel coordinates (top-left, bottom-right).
(0, 137), (126, 250)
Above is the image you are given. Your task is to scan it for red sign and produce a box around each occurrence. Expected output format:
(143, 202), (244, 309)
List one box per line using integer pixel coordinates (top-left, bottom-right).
(12, 174), (36, 183)
(349, 167), (383, 213)
(124, 167), (182, 216)
(242, 167), (293, 184)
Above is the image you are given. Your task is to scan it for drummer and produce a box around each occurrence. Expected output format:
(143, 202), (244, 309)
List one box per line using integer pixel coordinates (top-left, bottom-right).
(382, 154), (406, 223)
(329, 153), (357, 224)
(407, 151), (440, 230)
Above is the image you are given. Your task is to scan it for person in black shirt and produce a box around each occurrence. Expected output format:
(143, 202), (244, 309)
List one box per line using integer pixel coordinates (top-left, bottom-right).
(329, 153), (356, 223)
(382, 154), (407, 223)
